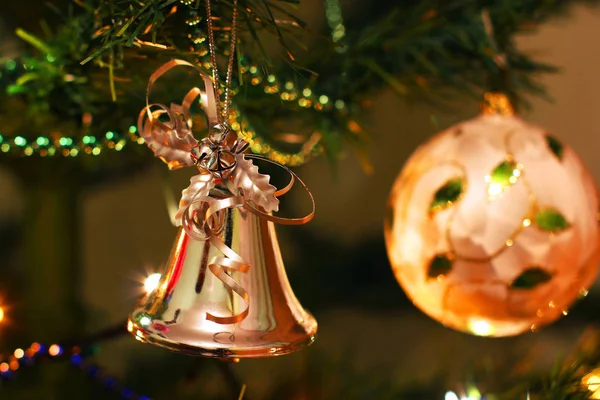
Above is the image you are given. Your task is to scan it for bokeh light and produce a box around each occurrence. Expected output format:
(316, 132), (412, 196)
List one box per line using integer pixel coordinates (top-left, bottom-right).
(144, 273), (162, 293)
(13, 348), (24, 359)
(445, 392), (459, 400)
(583, 369), (600, 399)
(49, 344), (62, 357)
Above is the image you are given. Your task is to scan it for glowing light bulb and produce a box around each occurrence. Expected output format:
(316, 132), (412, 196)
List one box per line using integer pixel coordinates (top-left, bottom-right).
(445, 391), (459, 400)
(13, 349), (23, 359)
(583, 369), (600, 399)
(144, 273), (161, 293)
(49, 344), (62, 356)
(466, 386), (481, 399)
(139, 316), (151, 326)
(0, 306), (5, 322)
(467, 318), (495, 336)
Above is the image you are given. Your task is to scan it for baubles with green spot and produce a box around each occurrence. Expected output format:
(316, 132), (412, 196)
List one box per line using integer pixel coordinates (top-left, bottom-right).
(384, 113), (600, 337)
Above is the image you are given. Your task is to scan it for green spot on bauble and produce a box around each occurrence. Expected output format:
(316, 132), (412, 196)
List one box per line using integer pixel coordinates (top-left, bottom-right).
(510, 267), (553, 289)
(427, 254), (453, 279)
(491, 160), (518, 186)
(429, 178), (463, 213)
(534, 208), (570, 232)
(546, 134), (564, 160)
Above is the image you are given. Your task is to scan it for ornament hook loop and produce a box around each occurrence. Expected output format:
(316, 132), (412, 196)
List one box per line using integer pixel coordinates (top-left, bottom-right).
(481, 92), (515, 116)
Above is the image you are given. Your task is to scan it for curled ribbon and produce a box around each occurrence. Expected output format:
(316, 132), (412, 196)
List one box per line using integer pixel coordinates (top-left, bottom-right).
(139, 59), (314, 326)
(182, 194), (251, 325)
(238, 154), (315, 226)
(137, 59), (218, 170)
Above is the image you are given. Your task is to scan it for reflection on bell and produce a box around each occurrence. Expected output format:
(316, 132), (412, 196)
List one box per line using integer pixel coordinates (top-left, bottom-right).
(128, 187), (317, 359)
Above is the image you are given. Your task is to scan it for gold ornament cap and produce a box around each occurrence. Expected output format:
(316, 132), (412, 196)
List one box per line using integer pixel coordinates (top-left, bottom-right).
(480, 92), (515, 116)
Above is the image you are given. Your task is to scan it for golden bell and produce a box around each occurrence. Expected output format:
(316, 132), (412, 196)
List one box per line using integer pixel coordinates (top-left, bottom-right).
(128, 187), (318, 359)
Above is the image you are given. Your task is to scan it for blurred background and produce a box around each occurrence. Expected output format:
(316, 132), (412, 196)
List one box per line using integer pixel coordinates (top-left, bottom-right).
(1, 2), (600, 399)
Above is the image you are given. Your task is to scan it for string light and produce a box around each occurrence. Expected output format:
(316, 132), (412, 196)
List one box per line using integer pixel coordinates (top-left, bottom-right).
(444, 390), (482, 400)
(583, 368), (600, 399)
(48, 344), (62, 356)
(445, 392), (459, 400)
(0, 102), (327, 165)
(227, 108), (322, 166)
(0, 341), (46, 378)
(0, 341), (151, 399)
(0, 126), (146, 158)
(325, 0), (348, 52)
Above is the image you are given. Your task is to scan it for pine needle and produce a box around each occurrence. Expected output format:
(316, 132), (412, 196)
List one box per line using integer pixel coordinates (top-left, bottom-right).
(15, 28), (51, 54)
(237, 384), (247, 400)
(108, 50), (117, 101)
(362, 60), (408, 96)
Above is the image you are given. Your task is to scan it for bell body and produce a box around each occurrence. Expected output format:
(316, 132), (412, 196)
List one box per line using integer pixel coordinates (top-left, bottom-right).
(128, 189), (317, 359)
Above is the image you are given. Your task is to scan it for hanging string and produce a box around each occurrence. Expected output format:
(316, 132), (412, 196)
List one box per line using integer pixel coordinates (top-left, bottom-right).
(480, 9), (515, 115)
(205, 0), (240, 123)
(481, 9), (507, 70)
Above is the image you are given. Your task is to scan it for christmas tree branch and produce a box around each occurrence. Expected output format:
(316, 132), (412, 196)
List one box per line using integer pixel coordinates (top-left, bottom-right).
(0, 0), (598, 166)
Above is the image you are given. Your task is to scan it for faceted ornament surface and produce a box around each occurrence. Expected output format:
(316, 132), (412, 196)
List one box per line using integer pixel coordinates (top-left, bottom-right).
(384, 114), (600, 337)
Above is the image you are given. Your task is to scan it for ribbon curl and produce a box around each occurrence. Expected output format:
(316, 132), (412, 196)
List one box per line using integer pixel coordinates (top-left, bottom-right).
(137, 59), (219, 170)
(139, 59), (315, 326)
(182, 194), (251, 325)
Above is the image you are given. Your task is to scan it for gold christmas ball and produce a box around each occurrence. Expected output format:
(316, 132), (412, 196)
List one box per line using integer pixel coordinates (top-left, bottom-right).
(384, 113), (600, 337)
